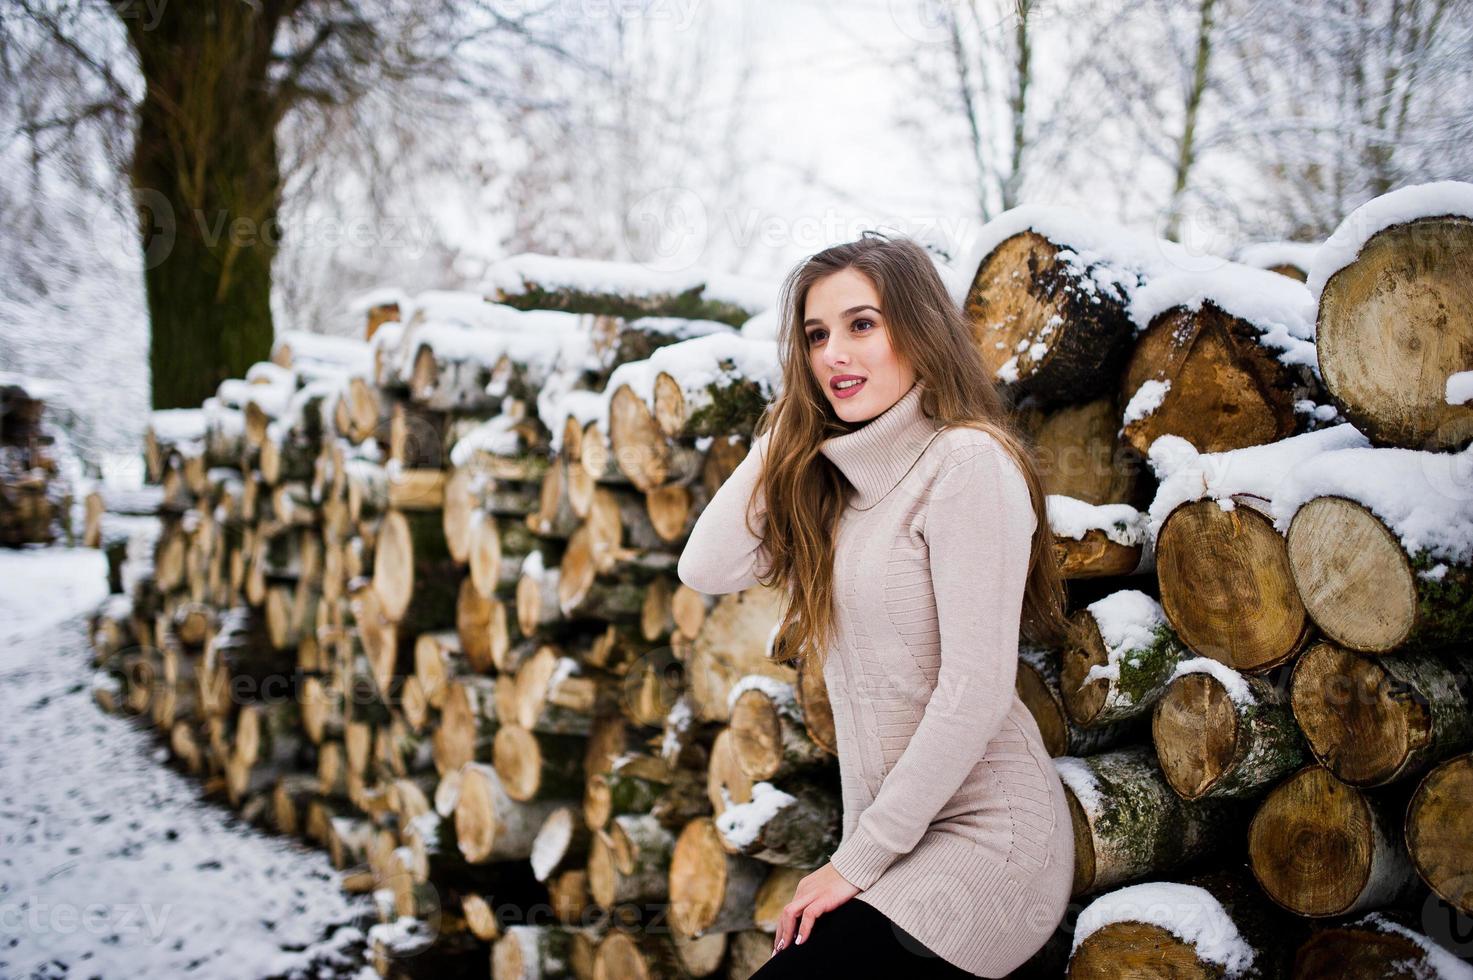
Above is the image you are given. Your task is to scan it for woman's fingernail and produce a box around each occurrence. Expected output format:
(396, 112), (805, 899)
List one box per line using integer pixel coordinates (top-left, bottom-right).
(796, 933), (804, 945)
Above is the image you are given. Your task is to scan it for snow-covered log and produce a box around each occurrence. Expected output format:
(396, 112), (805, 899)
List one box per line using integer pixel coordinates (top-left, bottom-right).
(1054, 745), (1238, 894)
(1293, 909), (1473, 980)
(1153, 657), (1306, 799)
(1046, 494), (1148, 579)
(1017, 644), (1144, 757)
(712, 780), (840, 869)
(957, 206), (1179, 405)
(1309, 181), (1473, 452)
(1277, 442), (1473, 654)
(1121, 263), (1328, 458)
(1061, 590), (1192, 727)
(1235, 240), (1319, 282)
(1069, 872), (1305, 979)
(486, 252), (772, 328)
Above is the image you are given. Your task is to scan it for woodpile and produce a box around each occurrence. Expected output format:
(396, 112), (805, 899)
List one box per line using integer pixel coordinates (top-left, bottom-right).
(963, 188), (1473, 976)
(80, 184), (1471, 980)
(1, 373), (75, 546)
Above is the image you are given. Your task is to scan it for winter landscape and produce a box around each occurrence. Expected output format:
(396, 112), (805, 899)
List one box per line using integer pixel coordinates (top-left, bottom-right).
(3, 1), (1473, 978)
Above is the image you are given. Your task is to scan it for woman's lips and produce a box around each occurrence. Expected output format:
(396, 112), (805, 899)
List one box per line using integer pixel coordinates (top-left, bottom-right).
(832, 378), (866, 399)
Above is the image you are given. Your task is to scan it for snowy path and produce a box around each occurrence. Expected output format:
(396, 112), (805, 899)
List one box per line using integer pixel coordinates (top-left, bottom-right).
(0, 547), (376, 979)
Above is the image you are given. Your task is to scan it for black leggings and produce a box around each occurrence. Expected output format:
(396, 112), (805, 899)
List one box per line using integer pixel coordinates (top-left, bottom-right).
(749, 897), (977, 978)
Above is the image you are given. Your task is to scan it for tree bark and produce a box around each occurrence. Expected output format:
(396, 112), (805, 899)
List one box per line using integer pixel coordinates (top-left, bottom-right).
(123, 2), (286, 409)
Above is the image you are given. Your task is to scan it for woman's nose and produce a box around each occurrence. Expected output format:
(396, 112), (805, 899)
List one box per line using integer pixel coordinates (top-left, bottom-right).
(823, 335), (850, 367)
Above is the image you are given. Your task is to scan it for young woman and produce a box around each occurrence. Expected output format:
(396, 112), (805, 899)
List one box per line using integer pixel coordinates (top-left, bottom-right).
(677, 233), (1077, 978)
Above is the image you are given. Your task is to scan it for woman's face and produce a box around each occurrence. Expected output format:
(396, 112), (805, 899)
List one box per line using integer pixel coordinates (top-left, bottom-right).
(803, 267), (916, 425)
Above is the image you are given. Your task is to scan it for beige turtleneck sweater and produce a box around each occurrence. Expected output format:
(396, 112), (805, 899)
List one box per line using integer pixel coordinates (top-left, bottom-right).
(677, 380), (1074, 978)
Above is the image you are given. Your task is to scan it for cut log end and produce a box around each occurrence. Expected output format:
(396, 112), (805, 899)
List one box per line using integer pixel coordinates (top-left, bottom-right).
(1316, 215), (1473, 451)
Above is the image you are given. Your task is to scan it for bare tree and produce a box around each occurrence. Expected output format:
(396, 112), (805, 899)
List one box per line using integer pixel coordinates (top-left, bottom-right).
(7, 0), (764, 417)
(891, 0), (1111, 223)
(1070, 0), (1251, 243)
(8, 0), (598, 408)
(1226, 0), (1473, 238)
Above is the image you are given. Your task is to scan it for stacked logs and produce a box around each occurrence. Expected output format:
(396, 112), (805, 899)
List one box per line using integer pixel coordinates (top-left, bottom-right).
(0, 373), (75, 545)
(960, 190), (1471, 975)
(82, 180), (1472, 980)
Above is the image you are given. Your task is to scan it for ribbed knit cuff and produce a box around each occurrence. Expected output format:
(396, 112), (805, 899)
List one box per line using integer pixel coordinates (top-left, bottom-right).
(828, 827), (899, 891)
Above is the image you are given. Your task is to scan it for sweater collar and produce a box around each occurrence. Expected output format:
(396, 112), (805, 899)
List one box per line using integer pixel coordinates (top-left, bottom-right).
(819, 380), (941, 510)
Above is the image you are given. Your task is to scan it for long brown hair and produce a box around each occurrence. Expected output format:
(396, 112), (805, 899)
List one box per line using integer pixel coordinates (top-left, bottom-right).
(746, 231), (1071, 670)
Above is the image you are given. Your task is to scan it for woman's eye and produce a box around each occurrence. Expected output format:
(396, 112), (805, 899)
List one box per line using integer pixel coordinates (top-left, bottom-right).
(807, 330), (826, 344)
(852, 318), (874, 331)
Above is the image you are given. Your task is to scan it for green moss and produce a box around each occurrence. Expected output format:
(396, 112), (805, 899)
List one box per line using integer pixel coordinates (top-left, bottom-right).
(495, 284), (756, 327)
(1087, 749), (1174, 869)
(1210, 693), (1306, 799)
(1105, 625), (1187, 718)
(685, 379), (772, 439)
(1408, 550), (1473, 651)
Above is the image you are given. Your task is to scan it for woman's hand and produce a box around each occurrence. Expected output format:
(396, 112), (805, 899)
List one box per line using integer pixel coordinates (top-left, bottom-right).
(772, 862), (861, 956)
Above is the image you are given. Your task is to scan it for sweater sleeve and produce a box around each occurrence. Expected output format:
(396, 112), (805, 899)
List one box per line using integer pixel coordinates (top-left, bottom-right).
(677, 428), (776, 595)
(828, 442), (1037, 890)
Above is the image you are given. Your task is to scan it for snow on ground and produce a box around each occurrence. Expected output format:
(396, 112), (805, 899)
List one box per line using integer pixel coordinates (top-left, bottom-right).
(0, 547), (378, 980)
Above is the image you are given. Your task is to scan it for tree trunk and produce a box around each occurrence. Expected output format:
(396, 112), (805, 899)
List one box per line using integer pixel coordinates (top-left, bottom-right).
(1055, 745), (1239, 895)
(123, 3), (285, 409)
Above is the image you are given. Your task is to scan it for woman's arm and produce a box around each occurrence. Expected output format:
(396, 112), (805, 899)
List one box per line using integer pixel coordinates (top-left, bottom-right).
(676, 427), (777, 595)
(827, 441), (1036, 890)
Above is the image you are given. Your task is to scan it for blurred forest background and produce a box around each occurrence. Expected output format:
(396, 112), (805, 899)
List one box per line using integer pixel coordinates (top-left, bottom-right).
(2, 0), (1470, 476)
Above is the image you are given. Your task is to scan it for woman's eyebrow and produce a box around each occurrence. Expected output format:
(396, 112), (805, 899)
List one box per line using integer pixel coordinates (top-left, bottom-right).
(802, 304), (882, 328)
